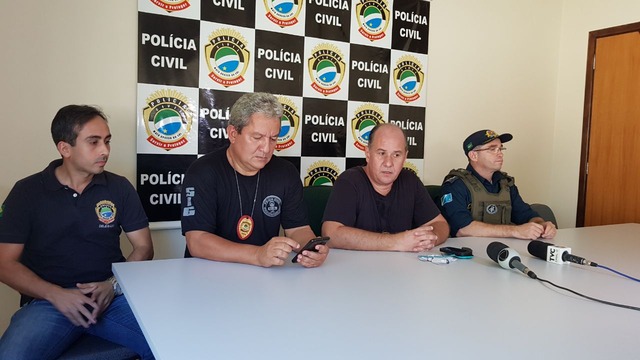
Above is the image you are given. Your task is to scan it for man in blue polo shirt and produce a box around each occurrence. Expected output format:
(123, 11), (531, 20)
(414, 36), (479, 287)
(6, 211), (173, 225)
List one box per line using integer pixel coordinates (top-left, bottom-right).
(440, 129), (556, 240)
(0, 105), (155, 359)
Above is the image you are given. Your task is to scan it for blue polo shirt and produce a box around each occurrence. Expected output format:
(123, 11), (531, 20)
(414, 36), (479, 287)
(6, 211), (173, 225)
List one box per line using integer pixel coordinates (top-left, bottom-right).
(439, 165), (539, 237)
(0, 160), (148, 290)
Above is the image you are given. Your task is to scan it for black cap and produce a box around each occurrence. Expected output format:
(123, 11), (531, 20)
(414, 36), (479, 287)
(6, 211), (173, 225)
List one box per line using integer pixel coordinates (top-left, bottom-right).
(463, 129), (513, 156)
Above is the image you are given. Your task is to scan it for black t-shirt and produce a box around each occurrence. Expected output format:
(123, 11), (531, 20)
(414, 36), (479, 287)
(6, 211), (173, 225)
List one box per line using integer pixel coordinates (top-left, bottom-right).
(0, 160), (148, 289)
(322, 167), (441, 233)
(181, 147), (308, 252)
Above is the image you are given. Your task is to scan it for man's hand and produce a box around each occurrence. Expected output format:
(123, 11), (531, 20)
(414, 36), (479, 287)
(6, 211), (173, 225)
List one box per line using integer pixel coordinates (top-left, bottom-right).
(47, 288), (99, 328)
(255, 237), (300, 267)
(77, 280), (115, 319)
(540, 221), (557, 239)
(294, 244), (329, 268)
(512, 222), (545, 240)
(395, 225), (439, 252)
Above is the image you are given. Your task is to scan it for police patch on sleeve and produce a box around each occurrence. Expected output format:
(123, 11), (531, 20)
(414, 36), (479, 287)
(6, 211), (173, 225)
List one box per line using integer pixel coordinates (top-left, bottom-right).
(441, 193), (453, 206)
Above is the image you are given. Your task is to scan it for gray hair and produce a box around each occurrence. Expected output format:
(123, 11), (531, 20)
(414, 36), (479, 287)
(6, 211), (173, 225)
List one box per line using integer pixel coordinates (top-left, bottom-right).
(229, 92), (283, 133)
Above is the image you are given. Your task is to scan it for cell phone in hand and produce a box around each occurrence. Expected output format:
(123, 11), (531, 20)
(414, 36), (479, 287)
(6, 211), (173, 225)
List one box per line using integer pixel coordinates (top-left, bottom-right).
(292, 236), (330, 263)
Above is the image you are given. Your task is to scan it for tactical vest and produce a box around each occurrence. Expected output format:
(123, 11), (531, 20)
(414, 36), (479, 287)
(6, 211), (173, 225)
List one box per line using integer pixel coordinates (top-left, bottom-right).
(445, 169), (514, 225)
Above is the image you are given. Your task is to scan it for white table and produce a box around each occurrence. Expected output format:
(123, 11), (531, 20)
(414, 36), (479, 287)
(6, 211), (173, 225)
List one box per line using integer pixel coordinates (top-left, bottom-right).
(114, 224), (640, 359)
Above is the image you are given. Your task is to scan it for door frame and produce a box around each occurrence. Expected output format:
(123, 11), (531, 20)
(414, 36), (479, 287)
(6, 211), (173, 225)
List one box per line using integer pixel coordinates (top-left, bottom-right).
(576, 21), (640, 227)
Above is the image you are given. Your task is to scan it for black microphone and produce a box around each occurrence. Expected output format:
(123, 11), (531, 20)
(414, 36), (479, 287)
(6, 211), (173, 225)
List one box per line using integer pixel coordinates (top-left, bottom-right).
(486, 242), (537, 279)
(527, 240), (598, 267)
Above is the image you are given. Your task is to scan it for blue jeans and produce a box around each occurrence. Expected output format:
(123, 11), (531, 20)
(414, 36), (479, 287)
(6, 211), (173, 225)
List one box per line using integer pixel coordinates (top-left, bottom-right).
(0, 295), (154, 360)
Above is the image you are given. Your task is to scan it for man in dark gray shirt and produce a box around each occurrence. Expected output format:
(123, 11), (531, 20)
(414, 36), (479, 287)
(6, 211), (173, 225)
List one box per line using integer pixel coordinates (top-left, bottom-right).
(322, 123), (449, 252)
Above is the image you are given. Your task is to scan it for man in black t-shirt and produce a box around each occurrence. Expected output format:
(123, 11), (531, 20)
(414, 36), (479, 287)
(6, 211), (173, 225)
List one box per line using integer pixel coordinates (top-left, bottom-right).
(181, 93), (328, 267)
(322, 123), (449, 252)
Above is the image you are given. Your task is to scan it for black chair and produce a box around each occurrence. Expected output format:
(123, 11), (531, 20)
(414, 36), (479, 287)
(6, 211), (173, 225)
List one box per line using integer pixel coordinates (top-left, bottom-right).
(302, 185), (333, 235)
(425, 185), (442, 205)
(531, 203), (558, 228)
(57, 334), (138, 360)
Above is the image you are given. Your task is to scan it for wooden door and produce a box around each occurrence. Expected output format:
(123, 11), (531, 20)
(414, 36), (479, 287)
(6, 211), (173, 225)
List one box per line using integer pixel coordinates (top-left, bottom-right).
(577, 24), (640, 226)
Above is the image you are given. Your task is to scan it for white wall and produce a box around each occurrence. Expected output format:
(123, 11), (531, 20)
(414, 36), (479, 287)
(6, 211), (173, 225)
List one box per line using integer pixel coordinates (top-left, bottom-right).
(426, 0), (562, 210)
(1, 0), (638, 334)
(550, 0), (640, 228)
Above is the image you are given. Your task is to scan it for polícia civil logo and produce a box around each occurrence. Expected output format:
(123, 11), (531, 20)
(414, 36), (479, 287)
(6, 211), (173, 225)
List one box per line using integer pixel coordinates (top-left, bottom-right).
(351, 103), (385, 151)
(308, 43), (346, 96)
(205, 28), (250, 87)
(356, 0), (390, 41)
(263, 0), (303, 28)
(149, 0), (190, 12)
(142, 89), (193, 150)
(276, 96), (300, 151)
(304, 160), (340, 186)
(393, 55), (424, 103)
(95, 200), (116, 225)
(403, 161), (418, 176)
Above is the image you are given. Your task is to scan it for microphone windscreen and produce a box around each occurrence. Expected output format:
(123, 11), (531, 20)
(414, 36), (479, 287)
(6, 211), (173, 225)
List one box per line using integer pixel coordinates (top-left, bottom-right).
(527, 240), (552, 260)
(486, 241), (508, 263)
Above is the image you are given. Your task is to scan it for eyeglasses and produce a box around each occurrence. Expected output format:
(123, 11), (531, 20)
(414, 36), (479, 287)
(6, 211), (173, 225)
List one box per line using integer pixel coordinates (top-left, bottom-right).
(473, 146), (506, 154)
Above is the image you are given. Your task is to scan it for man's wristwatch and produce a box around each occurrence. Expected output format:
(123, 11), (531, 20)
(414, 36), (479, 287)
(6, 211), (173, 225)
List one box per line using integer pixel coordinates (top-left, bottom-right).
(108, 276), (123, 296)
